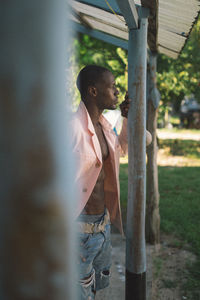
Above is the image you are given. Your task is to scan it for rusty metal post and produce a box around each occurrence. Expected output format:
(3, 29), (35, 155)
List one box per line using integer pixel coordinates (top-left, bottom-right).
(126, 8), (149, 300)
(0, 1), (77, 300)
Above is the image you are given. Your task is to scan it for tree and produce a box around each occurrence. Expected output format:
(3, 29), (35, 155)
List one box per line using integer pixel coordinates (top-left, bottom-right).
(157, 17), (200, 116)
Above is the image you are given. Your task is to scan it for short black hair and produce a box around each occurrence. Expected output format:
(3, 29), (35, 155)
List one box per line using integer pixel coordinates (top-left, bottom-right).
(76, 65), (110, 98)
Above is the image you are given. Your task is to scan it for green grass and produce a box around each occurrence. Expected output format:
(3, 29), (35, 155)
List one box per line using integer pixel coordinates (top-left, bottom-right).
(120, 164), (200, 296)
(158, 165), (200, 298)
(162, 279), (178, 289)
(158, 166), (200, 253)
(120, 165), (200, 253)
(153, 257), (163, 279)
(119, 130), (200, 296)
(119, 132), (200, 296)
(183, 259), (200, 299)
(119, 164), (128, 207)
(159, 139), (200, 159)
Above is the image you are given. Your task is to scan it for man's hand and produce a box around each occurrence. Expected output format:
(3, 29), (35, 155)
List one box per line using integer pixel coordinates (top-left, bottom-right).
(119, 91), (131, 118)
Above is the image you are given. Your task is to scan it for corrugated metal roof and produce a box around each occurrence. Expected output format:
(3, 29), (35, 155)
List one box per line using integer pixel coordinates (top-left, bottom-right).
(72, 0), (200, 58)
(71, 1), (128, 40)
(158, 0), (200, 58)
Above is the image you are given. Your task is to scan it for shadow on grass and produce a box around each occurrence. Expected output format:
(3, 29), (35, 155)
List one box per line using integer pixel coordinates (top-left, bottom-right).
(158, 139), (200, 159)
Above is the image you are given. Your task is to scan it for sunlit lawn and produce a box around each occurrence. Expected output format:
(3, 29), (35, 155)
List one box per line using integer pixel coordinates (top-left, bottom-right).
(157, 128), (200, 135)
(119, 129), (200, 297)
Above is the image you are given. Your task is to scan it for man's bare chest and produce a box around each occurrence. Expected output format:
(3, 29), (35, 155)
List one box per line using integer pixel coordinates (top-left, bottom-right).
(94, 124), (109, 161)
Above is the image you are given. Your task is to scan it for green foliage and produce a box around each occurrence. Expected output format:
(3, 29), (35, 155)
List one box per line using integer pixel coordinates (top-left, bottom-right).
(70, 17), (200, 115)
(157, 17), (200, 113)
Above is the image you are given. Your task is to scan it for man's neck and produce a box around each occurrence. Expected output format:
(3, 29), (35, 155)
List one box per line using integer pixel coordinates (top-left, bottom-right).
(83, 100), (103, 127)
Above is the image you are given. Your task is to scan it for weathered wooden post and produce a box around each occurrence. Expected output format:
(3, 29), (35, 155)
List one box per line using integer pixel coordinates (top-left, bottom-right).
(146, 52), (160, 244)
(126, 8), (149, 300)
(0, 1), (76, 299)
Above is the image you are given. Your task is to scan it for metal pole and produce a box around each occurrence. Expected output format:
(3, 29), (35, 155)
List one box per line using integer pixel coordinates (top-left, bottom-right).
(126, 8), (148, 300)
(0, 1), (76, 299)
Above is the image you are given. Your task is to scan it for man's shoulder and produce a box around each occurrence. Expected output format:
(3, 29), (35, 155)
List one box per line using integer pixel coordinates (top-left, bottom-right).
(69, 109), (83, 128)
(68, 108), (88, 147)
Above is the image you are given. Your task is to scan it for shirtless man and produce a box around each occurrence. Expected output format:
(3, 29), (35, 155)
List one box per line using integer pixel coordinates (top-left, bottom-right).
(71, 65), (151, 299)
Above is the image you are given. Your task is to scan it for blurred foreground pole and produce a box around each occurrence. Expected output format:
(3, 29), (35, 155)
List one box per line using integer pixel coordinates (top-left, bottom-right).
(0, 1), (77, 299)
(126, 8), (148, 300)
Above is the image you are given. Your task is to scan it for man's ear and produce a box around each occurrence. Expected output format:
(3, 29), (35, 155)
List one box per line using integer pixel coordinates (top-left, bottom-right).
(88, 86), (97, 97)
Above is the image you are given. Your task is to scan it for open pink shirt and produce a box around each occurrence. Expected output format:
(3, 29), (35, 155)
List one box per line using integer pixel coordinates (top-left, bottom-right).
(70, 101), (127, 233)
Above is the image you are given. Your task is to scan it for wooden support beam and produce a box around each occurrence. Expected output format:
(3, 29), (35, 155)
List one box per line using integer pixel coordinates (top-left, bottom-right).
(116, 0), (139, 29)
(71, 6), (93, 28)
(72, 1), (125, 29)
(146, 52), (160, 245)
(74, 22), (128, 50)
(141, 0), (158, 53)
(76, 0), (122, 15)
(126, 7), (148, 300)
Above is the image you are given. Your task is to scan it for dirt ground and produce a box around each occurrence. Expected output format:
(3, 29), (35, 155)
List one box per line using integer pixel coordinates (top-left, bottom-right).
(96, 233), (197, 300)
(151, 233), (196, 300)
(157, 130), (200, 142)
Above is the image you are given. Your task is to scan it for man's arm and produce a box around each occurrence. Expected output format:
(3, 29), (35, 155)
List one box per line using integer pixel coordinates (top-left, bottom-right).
(118, 92), (152, 155)
(146, 130), (152, 146)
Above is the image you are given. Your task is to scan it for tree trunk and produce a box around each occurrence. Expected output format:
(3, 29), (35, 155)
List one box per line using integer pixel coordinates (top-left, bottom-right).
(146, 102), (160, 244)
(145, 53), (160, 244)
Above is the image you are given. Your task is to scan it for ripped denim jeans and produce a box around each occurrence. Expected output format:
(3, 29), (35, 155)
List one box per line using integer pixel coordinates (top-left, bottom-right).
(77, 212), (112, 300)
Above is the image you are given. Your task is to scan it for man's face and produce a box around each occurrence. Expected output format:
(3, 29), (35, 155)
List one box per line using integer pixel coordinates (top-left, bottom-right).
(95, 71), (119, 110)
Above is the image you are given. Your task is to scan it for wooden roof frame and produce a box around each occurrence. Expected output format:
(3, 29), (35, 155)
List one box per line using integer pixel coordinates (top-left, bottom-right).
(72, 0), (200, 58)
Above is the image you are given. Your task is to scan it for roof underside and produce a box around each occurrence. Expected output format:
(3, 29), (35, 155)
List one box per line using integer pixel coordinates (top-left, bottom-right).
(71, 0), (200, 59)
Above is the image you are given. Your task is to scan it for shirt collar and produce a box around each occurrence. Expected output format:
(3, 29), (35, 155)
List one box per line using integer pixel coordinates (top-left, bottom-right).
(99, 114), (113, 131)
(77, 101), (113, 133)
(77, 101), (95, 135)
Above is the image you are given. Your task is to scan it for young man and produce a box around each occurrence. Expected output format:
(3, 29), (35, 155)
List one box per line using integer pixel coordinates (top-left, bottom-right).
(70, 65), (151, 299)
